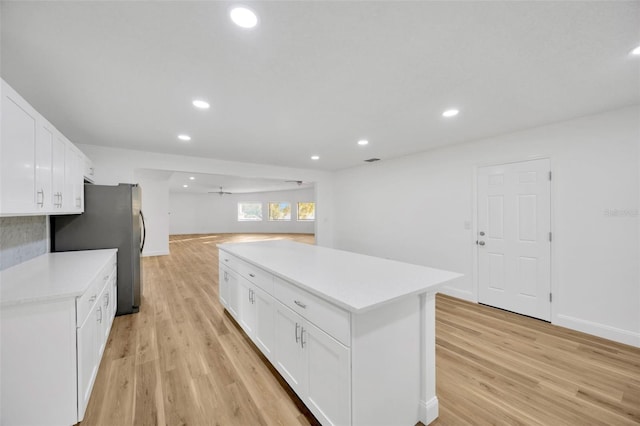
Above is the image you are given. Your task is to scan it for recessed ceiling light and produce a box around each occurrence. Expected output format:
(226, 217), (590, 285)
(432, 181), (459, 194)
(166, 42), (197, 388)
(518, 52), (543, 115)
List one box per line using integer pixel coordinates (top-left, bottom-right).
(178, 134), (191, 141)
(183, 184), (188, 188)
(192, 100), (210, 109)
(442, 109), (459, 118)
(311, 155), (320, 160)
(230, 7), (258, 29)
(189, 176), (195, 180)
(631, 45), (640, 56)
(357, 139), (369, 146)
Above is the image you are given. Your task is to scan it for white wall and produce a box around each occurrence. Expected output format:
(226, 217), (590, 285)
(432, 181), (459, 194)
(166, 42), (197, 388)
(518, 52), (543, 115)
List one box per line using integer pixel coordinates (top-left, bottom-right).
(332, 105), (640, 347)
(134, 170), (171, 256)
(169, 188), (315, 235)
(76, 144), (335, 255)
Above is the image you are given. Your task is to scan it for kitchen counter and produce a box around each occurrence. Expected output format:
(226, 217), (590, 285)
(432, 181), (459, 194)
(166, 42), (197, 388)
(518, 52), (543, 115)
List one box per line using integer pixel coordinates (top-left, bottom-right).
(0, 249), (118, 307)
(218, 239), (462, 313)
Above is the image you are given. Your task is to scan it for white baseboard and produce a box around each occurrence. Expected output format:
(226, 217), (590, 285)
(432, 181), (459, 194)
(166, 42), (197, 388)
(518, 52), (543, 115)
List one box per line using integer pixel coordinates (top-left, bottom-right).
(438, 286), (474, 302)
(555, 314), (640, 348)
(142, 250), (169, 257)
(419, 396), (439, 425)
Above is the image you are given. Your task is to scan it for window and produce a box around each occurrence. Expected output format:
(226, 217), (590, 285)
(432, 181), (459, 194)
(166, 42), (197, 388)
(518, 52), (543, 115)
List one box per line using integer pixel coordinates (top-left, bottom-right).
(268, 202), (291, 221)
(297, 202), (316, 221)
(237, 202), (263, 221)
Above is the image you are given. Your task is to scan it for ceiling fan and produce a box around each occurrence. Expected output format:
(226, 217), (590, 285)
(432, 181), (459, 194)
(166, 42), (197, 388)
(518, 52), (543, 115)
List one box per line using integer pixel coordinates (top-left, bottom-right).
(208, 186), (233, 196)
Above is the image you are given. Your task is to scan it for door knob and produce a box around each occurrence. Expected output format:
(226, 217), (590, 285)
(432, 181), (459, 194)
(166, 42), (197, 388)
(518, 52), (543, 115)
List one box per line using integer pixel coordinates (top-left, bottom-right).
(479, 231), (485, 236)
(478, 241), (486, 246)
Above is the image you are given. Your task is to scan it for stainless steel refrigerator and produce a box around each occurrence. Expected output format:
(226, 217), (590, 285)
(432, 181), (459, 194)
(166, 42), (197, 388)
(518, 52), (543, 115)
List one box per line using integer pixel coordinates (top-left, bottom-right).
(51, 183), (145, 315)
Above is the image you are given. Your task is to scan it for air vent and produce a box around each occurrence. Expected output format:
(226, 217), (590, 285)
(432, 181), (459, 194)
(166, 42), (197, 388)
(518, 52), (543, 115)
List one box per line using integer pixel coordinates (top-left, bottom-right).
(364, 158), (380, 163)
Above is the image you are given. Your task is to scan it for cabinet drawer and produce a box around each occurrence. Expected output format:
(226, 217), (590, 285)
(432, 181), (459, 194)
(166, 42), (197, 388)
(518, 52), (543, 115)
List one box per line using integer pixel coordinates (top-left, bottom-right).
(274, 276), (350, 347)
(237, 261), (273, 294)
(219, 251), (241, 273)
(76, 259), (116, 327)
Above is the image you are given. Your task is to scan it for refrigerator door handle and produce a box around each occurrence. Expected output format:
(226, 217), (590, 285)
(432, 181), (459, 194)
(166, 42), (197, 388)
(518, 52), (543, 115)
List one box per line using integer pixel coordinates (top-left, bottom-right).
(140, 210), (146, 253)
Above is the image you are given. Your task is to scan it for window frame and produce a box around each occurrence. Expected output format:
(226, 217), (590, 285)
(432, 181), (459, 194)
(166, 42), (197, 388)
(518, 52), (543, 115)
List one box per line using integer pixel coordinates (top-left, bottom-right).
(237, 202), (263, 222)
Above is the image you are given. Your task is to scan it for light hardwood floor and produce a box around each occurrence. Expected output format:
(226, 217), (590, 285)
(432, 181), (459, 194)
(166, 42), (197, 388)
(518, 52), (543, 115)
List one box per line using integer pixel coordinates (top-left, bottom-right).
(80, 233), (640, 426)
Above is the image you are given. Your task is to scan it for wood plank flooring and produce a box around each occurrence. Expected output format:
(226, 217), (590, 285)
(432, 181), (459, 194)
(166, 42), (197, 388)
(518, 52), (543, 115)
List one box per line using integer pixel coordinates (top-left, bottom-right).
(79, 233), (640, 426)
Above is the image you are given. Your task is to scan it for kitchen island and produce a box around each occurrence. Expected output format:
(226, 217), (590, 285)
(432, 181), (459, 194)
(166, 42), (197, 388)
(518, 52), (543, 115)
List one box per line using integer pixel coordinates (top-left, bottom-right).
(218, 240), (461, 425)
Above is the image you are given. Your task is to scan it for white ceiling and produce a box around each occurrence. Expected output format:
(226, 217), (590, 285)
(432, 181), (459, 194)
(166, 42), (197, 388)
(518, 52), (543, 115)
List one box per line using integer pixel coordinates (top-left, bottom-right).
(167, 171), (313, 194)
(1, 1), (639, 172)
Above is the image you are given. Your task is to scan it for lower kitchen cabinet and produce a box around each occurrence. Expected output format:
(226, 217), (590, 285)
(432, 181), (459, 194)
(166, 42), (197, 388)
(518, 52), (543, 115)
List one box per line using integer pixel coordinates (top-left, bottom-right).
(219, 252), (350, 425)
(220, 264), (239, 318)
(237, 275), (276, 361)
(0, 249), (117, 425)
(274, 301), (351, 425)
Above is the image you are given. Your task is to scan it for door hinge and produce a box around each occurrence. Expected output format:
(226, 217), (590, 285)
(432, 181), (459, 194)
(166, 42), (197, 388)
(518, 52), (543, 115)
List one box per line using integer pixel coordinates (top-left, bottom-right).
(549, 232), (552, 242)
(548, 171), (552, 181)
(549, 293), (552, 303)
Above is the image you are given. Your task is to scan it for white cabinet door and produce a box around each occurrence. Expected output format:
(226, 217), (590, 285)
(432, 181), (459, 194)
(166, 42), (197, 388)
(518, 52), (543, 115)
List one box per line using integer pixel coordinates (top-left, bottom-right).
(72, 148), (84, 212)
(1, 82), (37, 214)
(238, 276), (256, 336)
(274, 302), (306, 395)
(100, 281), (114, 347)
(253, 285), (275, 361)
(63, 141), (80, 212)
(51, 134), (65, 210)
(111, 272), (118, 318)
(35, 121), (54, 212)
(226, 267), (240, 318)
(219, 265), (230, 308)
(83, 153), (95, 182)
(304, 321), (351, 426)
(77, 307), (99, 421)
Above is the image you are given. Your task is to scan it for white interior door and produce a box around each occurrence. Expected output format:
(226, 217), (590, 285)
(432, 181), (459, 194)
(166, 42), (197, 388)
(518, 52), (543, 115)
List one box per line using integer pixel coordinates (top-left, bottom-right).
(477, 158), (551, 321)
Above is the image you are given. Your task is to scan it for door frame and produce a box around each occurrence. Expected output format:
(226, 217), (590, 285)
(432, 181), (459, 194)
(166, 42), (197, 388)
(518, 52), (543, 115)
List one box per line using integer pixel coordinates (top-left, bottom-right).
(471, 156), (555, 321)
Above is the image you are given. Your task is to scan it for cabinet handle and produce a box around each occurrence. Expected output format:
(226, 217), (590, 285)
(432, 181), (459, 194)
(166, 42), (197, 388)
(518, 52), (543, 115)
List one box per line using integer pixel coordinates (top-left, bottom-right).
(59, 192), (63, 206)
(224, 271), (228, 281)
(97, 306), (102, 324)
(295, 323), (300, 343)
(90, 167), (95, 175)
(37, 189), (44, 207)
(104, 292), (109, 307)
(294, 300), (307, 309)
(89, 294), (97, 302)
(76, 197), (81, 208)
(301, 327), (306, 348)
(248, 273), (255, 278)
(224, 258), (229, 262)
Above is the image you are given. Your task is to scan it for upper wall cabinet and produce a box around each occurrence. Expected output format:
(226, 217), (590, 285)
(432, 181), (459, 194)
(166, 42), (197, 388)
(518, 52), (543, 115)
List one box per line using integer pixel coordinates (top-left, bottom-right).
(1, 79), (88, 216)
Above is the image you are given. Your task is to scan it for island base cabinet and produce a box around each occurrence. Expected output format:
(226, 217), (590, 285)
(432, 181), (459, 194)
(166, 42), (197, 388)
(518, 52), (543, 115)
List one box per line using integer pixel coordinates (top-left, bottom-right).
(217, 244), (448, 426)
(304, 320), (351, 426)
(274, 301), (351, 426)
(0, 299), (78, 426)
(220, 264), (240, 318)
(274, 302), (307, 392)
(350, 296), (422, 426)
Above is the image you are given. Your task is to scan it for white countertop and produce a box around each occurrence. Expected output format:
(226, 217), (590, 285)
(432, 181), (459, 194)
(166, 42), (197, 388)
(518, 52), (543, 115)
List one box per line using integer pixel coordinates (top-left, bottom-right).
(0, 249), (118, 307)
(218, 240), (462, 313)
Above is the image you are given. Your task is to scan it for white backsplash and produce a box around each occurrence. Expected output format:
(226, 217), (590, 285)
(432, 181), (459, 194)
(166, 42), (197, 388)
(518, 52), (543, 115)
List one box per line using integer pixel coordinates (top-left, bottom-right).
(0, 216), (48, 270)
